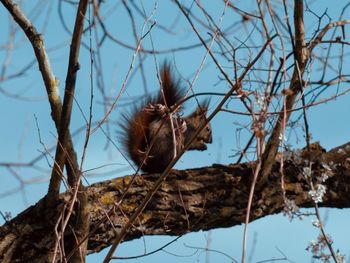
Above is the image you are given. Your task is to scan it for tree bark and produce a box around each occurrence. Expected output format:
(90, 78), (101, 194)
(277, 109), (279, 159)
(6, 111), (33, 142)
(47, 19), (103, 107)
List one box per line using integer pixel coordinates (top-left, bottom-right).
(1, 141), (350, 262)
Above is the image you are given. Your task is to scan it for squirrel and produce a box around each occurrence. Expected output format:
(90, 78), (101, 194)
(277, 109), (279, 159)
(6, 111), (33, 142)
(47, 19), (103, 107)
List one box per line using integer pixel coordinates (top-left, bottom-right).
(121, 62), (212, 173)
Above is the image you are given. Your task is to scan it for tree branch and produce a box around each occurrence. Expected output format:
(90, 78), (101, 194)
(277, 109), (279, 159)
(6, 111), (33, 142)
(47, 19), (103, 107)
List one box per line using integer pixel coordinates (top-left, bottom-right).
(260, 0), (307, 183)
(0, 0), (81, 201)
(260, 2), (350, 185)
(1, 141), (350, 261)
(48, 0), (89, 203)
(0, 1), (90, 261)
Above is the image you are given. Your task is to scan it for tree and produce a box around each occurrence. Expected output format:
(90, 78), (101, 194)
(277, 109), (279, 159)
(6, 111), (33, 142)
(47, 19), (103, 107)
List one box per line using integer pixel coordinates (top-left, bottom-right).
(0, 0), (350, 262)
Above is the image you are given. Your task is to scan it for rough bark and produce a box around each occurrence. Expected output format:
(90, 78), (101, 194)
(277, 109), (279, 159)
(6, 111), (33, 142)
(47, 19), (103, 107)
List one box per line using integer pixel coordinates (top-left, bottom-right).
(1, 141), (350, 262)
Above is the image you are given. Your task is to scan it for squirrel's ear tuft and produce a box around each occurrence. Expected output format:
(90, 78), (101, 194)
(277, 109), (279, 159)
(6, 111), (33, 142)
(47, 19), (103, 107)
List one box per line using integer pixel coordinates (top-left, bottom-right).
(200, 98), (210, 111)
(195, 98), (210, 115)
(187, 99), (210, 117)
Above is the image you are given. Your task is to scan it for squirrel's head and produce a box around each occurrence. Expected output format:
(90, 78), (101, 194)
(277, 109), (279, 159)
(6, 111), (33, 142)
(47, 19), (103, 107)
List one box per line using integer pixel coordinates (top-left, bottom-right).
(185, 100), (212, 151)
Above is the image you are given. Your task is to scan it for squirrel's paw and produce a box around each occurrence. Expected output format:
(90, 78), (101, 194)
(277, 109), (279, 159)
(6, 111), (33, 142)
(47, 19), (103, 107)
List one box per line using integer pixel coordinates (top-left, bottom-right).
(144, 103), (168, 117)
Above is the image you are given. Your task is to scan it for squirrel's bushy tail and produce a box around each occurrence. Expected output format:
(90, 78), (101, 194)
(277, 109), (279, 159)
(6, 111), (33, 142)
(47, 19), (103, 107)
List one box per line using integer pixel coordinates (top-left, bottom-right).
(157, 61), (185, 108)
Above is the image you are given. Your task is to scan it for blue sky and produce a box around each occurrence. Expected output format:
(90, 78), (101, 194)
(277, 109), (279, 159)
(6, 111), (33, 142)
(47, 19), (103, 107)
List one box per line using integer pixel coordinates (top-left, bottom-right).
(1, 0), (350, 262)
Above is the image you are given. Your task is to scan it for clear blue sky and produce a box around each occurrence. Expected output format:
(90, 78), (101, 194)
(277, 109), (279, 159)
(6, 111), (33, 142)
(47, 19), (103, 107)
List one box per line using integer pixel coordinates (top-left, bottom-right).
(1, 1), (350, 262)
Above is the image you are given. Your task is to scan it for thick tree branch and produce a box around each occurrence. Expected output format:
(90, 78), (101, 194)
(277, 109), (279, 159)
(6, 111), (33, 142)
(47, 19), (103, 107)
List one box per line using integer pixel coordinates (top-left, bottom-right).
(1, 141), (350, 261)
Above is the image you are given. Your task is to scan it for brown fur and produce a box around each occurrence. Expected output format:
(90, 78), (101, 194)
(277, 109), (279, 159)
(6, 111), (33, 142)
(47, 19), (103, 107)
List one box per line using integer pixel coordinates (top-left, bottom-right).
(121, 63), (212, 173)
